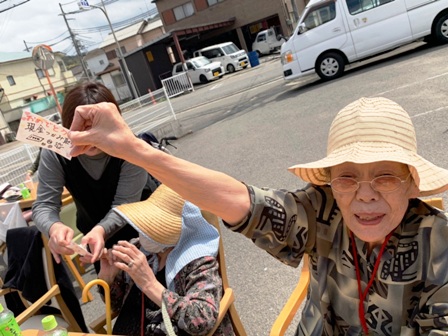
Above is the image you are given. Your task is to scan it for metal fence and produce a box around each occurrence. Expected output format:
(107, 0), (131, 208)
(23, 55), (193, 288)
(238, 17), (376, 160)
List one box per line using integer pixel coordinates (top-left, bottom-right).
(161, 72), (194, 98)
(0, 88), (178, 187)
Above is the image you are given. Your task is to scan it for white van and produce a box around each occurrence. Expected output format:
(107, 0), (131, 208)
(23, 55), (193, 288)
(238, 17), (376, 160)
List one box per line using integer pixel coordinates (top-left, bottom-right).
(193, 42), (249, 73)
(281, 0), (448, 81)
(252, 28), (286, 56)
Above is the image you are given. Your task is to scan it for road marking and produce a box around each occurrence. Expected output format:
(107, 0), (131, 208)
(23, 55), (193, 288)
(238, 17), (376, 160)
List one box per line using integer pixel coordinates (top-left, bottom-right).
(374, 71), (448, 96)
(209, 84), (222, 91)
(412, 106), (448, 119)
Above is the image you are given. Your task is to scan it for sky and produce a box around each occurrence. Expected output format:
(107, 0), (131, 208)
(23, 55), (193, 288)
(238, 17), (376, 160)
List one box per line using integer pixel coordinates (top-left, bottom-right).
(0, 0), (157, 55)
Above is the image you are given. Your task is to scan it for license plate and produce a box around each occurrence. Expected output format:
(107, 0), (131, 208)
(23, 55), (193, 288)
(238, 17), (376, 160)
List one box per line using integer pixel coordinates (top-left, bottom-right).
(213, 71), (219, 77)
(240, 61), (247, 66)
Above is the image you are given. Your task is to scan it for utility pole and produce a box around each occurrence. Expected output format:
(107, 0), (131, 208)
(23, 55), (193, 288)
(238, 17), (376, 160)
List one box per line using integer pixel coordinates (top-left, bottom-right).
(78, 0), (139, 98)
(98, 0), (139, 98)
(59, 3), (90, 81)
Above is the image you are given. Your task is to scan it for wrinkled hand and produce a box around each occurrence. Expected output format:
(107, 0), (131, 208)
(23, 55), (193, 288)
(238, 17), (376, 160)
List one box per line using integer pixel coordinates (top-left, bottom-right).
(48, 223), (74, 263)
(68, 103), (137, 157)
(112, 240), (157, 291)
(81, 226), (106, 264)
(98, 248), (120, 284)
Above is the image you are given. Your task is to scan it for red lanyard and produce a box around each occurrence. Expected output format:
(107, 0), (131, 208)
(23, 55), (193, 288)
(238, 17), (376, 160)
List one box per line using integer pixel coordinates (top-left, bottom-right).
(350, 230), (393, 335)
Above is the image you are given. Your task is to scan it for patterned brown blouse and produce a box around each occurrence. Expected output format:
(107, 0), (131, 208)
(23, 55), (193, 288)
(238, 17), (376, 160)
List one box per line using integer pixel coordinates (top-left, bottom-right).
(227, 184), (448, 335)
(108, 256), (235, 336)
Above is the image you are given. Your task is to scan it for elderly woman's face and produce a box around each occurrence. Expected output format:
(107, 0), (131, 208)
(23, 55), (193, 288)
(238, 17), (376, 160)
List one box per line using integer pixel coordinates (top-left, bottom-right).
(330, 161), (419, 247)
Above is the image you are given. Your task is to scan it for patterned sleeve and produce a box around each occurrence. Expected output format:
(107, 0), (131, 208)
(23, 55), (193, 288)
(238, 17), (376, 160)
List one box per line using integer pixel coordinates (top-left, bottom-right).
(225, 184), (323, 268)
(162, 256), (221, 335)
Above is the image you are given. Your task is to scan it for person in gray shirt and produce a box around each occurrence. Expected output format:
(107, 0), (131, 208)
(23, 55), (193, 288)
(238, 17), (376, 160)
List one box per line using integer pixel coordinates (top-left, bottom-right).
(32, 82), (148, 273)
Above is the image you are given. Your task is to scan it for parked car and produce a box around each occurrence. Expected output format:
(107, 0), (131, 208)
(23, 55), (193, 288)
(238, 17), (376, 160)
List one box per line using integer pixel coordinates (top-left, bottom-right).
(252, 28), (286, 56)
(281, 0), (448, 81)
(193, 42), (249, 73)
(172, 56), (225, 84)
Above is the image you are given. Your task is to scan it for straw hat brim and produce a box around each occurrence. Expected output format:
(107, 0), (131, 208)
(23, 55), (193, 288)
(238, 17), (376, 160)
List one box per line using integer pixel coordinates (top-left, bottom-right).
(288, 142), (448, 197)
(113, 185), (184, 246)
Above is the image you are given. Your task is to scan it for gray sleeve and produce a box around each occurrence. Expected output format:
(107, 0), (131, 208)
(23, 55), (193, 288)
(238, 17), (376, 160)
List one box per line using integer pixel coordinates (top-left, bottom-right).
(97, 161), (148, 238)
(31, 149), (66, 237)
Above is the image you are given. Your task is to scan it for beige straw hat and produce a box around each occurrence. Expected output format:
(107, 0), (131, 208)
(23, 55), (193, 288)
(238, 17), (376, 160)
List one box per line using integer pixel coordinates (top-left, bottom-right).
(114, 184), (185, 246)
(288, 97), (448, 197)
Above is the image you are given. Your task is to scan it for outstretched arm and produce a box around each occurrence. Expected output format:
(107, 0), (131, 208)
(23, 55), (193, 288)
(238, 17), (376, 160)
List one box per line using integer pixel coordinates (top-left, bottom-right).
(69, 103), (250, 225)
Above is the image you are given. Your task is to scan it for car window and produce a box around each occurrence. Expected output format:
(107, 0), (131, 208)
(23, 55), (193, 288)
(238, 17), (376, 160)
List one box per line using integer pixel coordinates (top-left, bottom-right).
(222, 43), (239, 54)
(174, 64), (183, 73)
(202, 49), (221, 58)
(303, 2), (336, 30)
(192, 57), (211, 67)
(346, 0), (394, 15)
(256, 33), (267, 42)
(268, 30), (274, 36)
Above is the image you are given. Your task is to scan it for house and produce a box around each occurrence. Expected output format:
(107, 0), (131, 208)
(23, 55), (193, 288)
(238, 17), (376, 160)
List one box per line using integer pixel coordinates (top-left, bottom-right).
(89, 17), (166, 101)
(0, 51), (77, 137)
(154, 0), (306, 53)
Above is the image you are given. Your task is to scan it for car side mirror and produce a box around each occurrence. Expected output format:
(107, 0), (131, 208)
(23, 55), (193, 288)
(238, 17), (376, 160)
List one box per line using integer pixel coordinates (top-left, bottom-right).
(298, 23), (307, 34)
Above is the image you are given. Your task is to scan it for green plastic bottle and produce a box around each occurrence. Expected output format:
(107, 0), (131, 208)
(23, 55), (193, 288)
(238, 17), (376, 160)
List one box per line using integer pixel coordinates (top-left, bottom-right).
(41, 315), (67, 336)
(0, 303), (22, 336)
(18, 183), (30, 200)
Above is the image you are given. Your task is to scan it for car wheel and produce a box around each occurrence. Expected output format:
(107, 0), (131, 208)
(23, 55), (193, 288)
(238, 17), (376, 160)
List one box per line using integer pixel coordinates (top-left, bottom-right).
(316, 52), (345, 81)
(227, 64), (236, 73)
(199, 75), (209, 84)
(434, 13), (448, 43)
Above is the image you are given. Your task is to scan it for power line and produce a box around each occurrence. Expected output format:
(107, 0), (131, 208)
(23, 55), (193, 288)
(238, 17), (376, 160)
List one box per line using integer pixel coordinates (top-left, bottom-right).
(0, 0), (30, 14)
(25, 30), (69, 44)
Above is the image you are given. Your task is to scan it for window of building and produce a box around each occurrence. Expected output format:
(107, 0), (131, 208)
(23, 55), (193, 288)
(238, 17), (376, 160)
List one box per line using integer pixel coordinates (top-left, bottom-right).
(116, 46), (126, 56)
(7, 76), (15, 86)
(99, 59), (105, 65)
(207, 0), (224, 6)
(111, 72), (126, 87)
(173, 2), (194, 21)
(106, 50), (117, 60)
(346, 0), (393, 15)
(57, 61), (67, 72)
(36, 69), (45, 79)
(106, 46), (126, 60)
(35, 68), (55, 79)
(303, 2), (336, 30)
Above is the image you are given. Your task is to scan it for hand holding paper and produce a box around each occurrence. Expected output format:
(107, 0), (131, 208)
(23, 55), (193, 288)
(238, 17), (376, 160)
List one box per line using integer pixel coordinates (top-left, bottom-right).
(16, 111), (72, 159)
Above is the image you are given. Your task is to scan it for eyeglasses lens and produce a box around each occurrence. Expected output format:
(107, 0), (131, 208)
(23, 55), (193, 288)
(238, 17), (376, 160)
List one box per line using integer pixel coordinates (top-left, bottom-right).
(331, 176), (403, 193)
(372, 176), (401, 192)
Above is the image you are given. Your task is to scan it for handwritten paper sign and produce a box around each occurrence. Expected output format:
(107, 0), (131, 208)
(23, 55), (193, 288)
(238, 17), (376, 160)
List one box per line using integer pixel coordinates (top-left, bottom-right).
(16, 111), (72, 159)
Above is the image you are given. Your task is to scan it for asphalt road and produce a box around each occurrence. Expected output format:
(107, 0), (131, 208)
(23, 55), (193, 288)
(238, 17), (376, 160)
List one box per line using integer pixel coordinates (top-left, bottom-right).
(10, 42), (448, 335)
